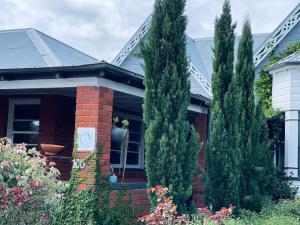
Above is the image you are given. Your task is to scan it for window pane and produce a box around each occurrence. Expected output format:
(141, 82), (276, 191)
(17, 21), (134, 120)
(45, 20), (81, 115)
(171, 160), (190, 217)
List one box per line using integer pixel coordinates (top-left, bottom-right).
(14, 133), (38, 145)
(128, 143), (139, 152)
(13, 121), (40, 132)
(128, 119), (141, 132)
(126, 153), (139, 165)
(111, 141), (121, 150)
(129, 132), (141, 142)
(110, 151), (121, 164)
(14, 105), (40, 120)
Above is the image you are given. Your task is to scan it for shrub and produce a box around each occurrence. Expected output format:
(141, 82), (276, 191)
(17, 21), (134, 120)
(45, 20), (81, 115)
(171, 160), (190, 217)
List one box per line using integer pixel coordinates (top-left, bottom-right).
(0, 137), (67, 225)
(138, 185), (188, 225)
(53, 146), (135, 225)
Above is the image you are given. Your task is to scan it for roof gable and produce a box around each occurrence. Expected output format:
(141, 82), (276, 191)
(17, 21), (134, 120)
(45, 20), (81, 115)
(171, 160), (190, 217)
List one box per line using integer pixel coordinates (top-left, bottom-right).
(254, 3), (300, 67)
(0, 28), (98, 69)
(113, 3), (300, 100)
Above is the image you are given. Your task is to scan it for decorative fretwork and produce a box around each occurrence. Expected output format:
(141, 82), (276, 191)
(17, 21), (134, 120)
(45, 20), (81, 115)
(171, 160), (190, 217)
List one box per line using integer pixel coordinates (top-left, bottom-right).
(112, 14), (212, 98)
(112, 15), (152, 66)
(189, 62), (212, 97)
(254, 5), (300, 66)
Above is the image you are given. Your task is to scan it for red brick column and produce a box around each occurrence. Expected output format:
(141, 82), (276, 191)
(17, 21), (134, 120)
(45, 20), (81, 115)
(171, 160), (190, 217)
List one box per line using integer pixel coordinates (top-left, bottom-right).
(75, 86), (114, 180)
(0, 98), (8, 138)
(193, 113), (208, 207)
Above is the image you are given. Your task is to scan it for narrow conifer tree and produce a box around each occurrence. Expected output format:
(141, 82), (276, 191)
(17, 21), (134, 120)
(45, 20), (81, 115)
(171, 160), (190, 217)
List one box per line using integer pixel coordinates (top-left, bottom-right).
(141, 0), (200, 213)
(235, 19), (258, 210)
(236, 19), (276, 211)
(205, 0), (240, 211)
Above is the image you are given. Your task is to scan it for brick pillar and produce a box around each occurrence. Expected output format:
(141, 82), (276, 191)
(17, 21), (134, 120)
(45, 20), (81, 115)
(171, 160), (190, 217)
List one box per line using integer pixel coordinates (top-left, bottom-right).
(75, 86), (114, 180)
(0, 98), (8, 137)
(193, 113), (208, 207)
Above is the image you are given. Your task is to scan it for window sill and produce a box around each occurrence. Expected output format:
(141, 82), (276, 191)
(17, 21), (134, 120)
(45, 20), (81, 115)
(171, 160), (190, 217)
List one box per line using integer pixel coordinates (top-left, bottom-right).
(110, 182), (147, 190)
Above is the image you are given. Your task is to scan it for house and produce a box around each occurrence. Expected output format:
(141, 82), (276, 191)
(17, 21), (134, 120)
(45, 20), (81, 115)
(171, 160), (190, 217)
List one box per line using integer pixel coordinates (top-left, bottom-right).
(0, 28), (208, 214)
(0, 2), (300, 214)
(113, 3), (300, 197)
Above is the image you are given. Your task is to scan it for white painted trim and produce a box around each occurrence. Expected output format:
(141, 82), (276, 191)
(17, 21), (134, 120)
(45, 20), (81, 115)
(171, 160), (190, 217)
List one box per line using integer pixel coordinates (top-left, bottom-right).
(112, 15), (152, 66)
(0, 78), (208, 114)
(7, 98), (40, 143)
(254, 3), (300, 67)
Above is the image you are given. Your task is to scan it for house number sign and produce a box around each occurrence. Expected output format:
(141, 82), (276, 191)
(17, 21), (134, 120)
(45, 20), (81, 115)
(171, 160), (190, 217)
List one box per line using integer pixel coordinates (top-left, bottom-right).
(77, 127), (96, 151)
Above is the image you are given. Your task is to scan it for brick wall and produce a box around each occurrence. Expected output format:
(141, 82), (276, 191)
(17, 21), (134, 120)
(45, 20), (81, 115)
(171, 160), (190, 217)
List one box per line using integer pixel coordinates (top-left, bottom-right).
(111, 189), (150, 217)
(75, 86), (114, 185)
(0, 97), (8, 137)
(193, 113), (208, 207)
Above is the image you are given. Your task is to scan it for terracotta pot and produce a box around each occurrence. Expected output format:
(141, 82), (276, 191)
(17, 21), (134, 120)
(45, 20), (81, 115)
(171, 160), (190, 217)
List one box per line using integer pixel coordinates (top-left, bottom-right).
(40, 144), (64, 156)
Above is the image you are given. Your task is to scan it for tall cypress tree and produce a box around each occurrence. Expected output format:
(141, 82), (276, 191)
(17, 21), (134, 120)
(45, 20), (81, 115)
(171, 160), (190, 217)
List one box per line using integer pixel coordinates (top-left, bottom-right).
(205, 0), (240, 211)
(141, 0), (200, 213)
(235, 19), (258, 210)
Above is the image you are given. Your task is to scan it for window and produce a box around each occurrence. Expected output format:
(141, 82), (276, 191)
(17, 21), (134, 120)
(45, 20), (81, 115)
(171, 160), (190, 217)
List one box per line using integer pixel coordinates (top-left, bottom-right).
(7, 99), (40, 149)
(110, 113), (144, 169)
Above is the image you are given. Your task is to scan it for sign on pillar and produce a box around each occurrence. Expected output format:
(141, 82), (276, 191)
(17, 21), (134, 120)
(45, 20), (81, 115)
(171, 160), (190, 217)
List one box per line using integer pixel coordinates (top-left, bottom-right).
(77, 127), (96, 151)
(73, 127), (96, 170)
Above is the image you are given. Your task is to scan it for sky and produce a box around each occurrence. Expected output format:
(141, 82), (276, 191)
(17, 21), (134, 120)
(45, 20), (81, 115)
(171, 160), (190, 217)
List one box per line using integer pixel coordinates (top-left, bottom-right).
(0, 0), (299, 62)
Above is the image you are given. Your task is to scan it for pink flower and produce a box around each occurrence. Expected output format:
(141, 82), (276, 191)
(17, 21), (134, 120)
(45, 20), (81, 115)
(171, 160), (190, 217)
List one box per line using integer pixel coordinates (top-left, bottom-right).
(28, 180), (44, 189)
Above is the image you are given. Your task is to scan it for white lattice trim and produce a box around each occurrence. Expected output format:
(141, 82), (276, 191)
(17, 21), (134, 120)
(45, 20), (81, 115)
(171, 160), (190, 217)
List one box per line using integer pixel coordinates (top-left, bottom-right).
(112, 15), (152, 66)
(254, 4), (300, 67)
(189, 62), (212, 97)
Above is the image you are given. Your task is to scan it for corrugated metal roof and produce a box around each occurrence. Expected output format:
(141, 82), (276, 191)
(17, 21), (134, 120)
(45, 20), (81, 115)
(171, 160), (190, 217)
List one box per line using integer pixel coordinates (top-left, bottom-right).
(0, 28), (98, 69)
(193, 33), (270, 78)
(118, 33), (270, 99)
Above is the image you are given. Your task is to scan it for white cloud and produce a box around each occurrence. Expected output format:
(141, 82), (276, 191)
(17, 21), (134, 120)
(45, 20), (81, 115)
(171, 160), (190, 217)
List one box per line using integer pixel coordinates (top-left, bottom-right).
(0, 0), (298, 61)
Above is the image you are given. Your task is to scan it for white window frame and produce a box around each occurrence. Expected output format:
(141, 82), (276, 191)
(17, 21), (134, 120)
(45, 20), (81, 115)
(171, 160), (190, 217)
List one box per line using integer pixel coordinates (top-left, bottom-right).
(111, 112), (145, 169)
(7, 98), (41, 146)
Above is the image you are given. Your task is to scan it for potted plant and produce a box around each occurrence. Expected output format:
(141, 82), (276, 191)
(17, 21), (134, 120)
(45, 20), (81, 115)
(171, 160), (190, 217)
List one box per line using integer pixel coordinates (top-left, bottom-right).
(111, 116), (130, 182)
(109, 166), (118, 184)
(111, 117), (129, 146)
(40, 144), (65, 156)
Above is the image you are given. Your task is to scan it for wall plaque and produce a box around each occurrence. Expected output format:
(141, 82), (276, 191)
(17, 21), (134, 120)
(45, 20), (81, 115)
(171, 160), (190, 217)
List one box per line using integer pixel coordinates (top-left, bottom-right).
(77, 127), (96, 151)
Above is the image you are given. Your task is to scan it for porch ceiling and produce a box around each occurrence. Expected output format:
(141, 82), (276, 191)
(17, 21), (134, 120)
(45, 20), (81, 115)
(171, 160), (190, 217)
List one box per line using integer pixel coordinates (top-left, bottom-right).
(114, 91), (143, 114)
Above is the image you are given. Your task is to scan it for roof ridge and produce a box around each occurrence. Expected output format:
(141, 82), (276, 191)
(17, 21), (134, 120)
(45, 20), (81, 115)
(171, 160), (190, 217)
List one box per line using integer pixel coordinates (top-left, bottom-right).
(26, 29), (62, 67)
(193, 32), (271, 41)
(0, 28), (35, 33)
(34, 29), (99, 62)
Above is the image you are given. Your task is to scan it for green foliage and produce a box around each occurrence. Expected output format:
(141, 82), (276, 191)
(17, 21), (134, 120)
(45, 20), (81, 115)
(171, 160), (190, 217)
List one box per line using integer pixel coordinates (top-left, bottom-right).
(235, 19), (261, 211)
(51, 143), (100, 225)
(141, 0), (200, 213)
(255, 42), (300, 202)
(256, 42), (300, 117)
(205, 0), (240, 212)
(187, 199), (300, 225)
(0, 138), (67, 225)
(53, 145), (135, 225)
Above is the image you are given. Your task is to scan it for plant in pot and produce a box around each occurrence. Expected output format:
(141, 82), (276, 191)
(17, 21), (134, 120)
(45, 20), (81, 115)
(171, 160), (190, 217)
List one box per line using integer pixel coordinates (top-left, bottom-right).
(111, 116), (129, 183)
(109, 166), (118, 184)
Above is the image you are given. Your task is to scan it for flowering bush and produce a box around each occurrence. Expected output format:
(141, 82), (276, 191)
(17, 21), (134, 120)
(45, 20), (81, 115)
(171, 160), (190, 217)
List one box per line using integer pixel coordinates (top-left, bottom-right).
(197, 206), (235, 225)
(138, 185), (188, 225)
(0, 138), (67, 225)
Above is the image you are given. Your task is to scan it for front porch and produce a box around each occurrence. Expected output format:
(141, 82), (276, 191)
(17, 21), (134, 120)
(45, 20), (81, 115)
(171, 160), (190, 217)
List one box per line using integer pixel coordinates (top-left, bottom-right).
(0, 62), (209, 214)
